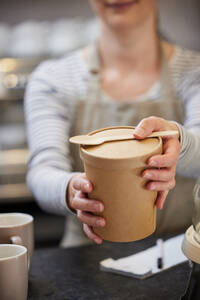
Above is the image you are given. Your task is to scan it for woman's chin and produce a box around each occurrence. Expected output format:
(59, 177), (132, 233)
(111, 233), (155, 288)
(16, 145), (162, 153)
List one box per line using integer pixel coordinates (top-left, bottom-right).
(103, 15), (139, 31)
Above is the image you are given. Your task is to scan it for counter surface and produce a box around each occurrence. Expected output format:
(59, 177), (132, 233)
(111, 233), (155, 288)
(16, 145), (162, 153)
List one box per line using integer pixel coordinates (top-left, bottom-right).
(28, 235), (189, 300)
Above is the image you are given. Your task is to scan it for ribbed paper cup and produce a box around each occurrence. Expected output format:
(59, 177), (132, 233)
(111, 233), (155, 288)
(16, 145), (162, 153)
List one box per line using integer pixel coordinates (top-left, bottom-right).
(80, 126), (162, 242)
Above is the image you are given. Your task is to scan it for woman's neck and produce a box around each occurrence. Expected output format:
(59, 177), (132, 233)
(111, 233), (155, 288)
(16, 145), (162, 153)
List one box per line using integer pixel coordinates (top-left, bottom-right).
(99, 15), (160, 73)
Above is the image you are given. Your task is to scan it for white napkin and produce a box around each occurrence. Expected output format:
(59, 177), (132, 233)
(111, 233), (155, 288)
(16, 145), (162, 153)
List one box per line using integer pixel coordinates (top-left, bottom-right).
(100, 235), (187, 279)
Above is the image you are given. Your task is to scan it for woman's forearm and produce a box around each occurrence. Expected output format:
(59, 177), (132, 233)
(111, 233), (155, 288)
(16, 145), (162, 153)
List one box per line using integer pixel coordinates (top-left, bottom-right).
(24, 61), (77, 215)
(27, 166), (76, 215)
(176, 124), (200, 178)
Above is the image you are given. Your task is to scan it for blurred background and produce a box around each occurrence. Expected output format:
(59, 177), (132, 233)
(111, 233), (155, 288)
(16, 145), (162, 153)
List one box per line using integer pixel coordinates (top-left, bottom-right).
(0, 0), (200, 249)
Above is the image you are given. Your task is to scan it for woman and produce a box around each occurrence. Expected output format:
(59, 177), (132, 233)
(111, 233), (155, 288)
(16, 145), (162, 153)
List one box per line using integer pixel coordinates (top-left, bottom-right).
(25, 0), (200, 246)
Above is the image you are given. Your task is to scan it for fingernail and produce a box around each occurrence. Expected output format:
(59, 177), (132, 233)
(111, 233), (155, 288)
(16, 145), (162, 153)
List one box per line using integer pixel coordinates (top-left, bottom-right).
(84, 183), (90, 190)
(150, 184), (156, 190)
(94, 204), (103, 212)
(134, 127), (145, 137)
(94, 238), (101, 244)
(96, 219), (104, 227)
(149, 160), (158, 167)
(160, 200), (165, 210)
(143, 173), (152, 179)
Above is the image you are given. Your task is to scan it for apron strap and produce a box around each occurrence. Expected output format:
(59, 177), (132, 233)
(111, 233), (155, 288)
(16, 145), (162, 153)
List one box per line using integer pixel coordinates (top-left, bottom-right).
(87, 42), (100, 75)
(159, 44), (176, 99)
(159, 45), (184, 123)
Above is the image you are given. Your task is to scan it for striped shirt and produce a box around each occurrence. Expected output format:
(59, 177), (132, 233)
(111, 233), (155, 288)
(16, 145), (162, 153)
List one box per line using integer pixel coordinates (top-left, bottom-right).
(24, 46), (200, 216)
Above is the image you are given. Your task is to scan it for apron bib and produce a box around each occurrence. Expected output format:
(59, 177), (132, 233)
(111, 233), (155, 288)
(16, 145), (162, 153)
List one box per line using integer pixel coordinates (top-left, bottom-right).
(69, 44), (195, 234)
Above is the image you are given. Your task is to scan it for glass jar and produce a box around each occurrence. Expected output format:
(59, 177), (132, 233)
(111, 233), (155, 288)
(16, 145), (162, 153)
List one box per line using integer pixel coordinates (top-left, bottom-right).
(193, 178), (200, 244)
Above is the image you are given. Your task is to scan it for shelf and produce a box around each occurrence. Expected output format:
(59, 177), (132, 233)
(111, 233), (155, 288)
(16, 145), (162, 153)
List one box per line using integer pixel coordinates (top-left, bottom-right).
(0, 149), (29, 166)
(0, 183), (32, 202)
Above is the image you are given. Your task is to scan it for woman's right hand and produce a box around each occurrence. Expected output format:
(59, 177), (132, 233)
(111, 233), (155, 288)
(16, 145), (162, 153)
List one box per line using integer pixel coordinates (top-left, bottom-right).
(67, 173), (106, 244)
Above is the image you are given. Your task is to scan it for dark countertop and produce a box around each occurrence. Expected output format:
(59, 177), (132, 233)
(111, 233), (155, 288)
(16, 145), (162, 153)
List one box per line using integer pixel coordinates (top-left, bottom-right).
(28, 235), (190, 300)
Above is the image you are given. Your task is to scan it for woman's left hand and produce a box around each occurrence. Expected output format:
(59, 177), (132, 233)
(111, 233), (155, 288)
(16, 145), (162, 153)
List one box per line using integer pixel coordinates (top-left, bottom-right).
(133, 116), (181, 210)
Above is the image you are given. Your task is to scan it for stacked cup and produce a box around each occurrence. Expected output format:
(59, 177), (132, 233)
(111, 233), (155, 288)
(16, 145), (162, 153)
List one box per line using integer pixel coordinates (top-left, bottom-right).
(0, 213), (34, 300)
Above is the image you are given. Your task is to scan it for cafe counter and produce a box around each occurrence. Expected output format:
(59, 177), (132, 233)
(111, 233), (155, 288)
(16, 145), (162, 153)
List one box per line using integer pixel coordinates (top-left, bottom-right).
(28, 235), (190, 300)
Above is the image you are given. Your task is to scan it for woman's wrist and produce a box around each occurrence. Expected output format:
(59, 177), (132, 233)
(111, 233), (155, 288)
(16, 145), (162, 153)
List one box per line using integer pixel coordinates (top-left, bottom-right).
(66, 173), (81, 213)
(66, 178), (74, 211)
(168, 121), (182, 142)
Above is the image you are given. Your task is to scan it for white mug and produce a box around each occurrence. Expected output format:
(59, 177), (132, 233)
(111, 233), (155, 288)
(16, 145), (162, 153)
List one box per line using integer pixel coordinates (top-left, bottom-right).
(0, 213), (34, 267)
(0, 244), (28, 300)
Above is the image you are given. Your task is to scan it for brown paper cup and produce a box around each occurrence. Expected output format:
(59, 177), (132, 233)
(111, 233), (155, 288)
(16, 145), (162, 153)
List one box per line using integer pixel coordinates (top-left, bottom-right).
(80, 126), (162, 242)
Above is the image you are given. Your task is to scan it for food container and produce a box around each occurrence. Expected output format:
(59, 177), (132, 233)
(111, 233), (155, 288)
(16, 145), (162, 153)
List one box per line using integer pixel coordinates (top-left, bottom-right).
(80, 126), (162, 242)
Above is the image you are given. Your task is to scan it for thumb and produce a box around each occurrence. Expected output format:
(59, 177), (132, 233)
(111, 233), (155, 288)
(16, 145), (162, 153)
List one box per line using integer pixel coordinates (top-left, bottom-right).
(133, 117), (165, 139)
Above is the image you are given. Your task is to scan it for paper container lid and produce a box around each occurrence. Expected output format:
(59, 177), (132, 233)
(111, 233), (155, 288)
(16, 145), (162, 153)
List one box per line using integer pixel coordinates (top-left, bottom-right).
(80, 126), (162, 170)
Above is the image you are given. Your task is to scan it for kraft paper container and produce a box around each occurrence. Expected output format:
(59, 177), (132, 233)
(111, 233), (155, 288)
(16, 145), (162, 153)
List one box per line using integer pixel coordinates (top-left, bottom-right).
(80, 126), (162, 242)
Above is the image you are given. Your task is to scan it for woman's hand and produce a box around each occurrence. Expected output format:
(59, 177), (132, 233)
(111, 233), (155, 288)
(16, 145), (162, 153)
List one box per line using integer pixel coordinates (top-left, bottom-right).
(67, 117), (180, 242)
(133, 116), (181, 210)
(67, 173), (105, 244)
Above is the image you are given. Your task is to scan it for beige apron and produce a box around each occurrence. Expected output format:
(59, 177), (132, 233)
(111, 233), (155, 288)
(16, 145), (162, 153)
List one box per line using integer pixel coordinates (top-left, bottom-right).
(64, 45), (195, 247)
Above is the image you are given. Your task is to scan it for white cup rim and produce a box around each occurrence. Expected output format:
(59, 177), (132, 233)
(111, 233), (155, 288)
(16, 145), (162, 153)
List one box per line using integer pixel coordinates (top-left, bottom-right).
(0, 213), (33, 228)
(0, 244), (27, 261)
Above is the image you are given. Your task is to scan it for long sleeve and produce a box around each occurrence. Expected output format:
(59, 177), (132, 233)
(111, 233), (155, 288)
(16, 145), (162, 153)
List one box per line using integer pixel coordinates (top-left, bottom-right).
(176, 124), (200, 178)
(176, 65), (200, 178)
(24, 61), (76, 216)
